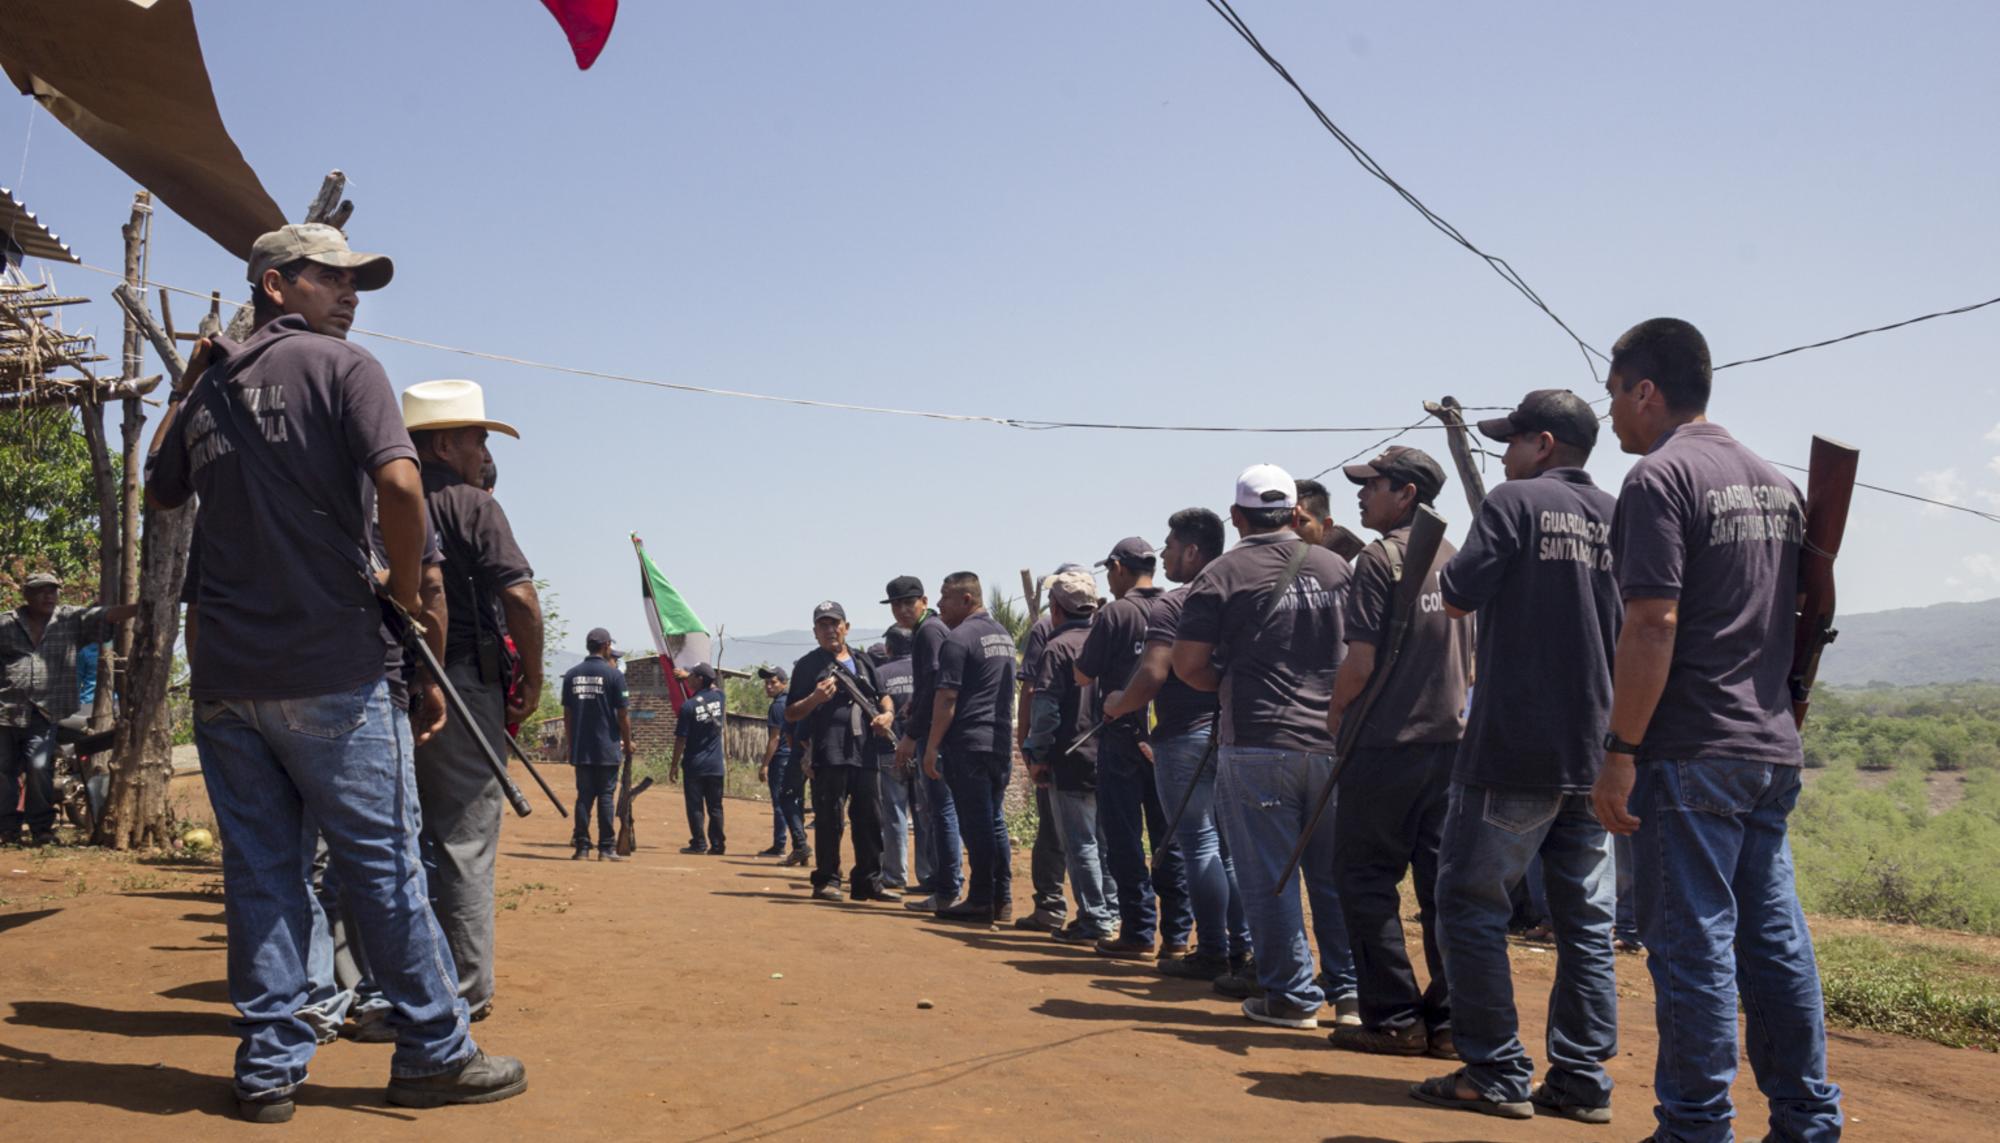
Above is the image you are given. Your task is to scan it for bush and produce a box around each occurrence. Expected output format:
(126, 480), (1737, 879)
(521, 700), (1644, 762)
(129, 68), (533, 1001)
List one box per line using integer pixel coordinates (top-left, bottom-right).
(1817, 934), (2000, 1051)
(1792, 768), (2000, 935)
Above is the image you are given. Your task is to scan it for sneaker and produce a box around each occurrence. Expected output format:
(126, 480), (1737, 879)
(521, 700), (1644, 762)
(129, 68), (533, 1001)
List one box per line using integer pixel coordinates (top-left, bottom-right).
(384, 1050), (528, 1108)
(853, 885), (904, 903)
(992, 899), (1015, 925)
(1212, 970), (1259, 1000)
(937, 901), (994, 925)
(1157, 952), (1228, 981)
(1530, 1082), (1613, 1125)
(570, 846), (589, 861)
(812, 884), (843, 901)
(1326, 1023), (1428, 1056)
(1614, 937), (1644, 955)
(679, 844), (709, 855)
(757, 845), (788, 857)
(902, 893), (943, 913)
(1427, 1027), (1459, 1060)
(1242, 996), (1319, 1030)
(1050, 923), (1105, 946)
(1094, 935), (1155, 960)
(601, 851), (627, 863)
(1014, 908), (1066, 933)
(235, 1095), (295, 1123)
(782, 847), (812, 867)
(1333, 996), (1362, 1028)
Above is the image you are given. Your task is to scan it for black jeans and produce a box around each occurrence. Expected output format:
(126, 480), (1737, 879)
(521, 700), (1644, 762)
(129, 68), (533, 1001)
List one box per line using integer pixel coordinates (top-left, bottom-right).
(811, 765), (883, 894)
(572, 764), (619, 850)
(1030, 784), (1067, 916)
(1334, 742), (1454, 1035)
(683, 774), (725, 851)
(943, 747), (1012, 911)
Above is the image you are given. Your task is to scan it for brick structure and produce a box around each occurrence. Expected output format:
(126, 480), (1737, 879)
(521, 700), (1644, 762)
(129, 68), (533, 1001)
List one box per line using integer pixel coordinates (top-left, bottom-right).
(622, 654), (681, 760)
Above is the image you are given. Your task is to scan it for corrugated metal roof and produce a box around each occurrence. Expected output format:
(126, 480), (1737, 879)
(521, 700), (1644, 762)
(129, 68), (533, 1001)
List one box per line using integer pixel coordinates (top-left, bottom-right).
(0, 186), (80, 264)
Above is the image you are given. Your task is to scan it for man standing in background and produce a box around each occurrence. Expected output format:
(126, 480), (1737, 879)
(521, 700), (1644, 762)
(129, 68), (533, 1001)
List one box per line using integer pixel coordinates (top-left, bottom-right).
(2, 573), (134, 845)
(672, 662), (727, 856)
(563, 628), (631, 861)
(757, 666), (808, 863)
(874, 626), (917, 890)
(888, 577), (961, 913)
(921, 574), (1018, 925)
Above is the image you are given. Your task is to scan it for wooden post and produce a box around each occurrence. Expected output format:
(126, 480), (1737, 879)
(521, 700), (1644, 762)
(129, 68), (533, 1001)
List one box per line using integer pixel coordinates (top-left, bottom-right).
(1424, 395), (1488, 516)
(1020, 568), (1041, 625)
(104, 192), (151, 734)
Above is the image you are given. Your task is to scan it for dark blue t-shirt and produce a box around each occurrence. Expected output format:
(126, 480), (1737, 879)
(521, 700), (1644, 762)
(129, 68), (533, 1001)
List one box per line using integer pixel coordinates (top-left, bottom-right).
(935, 611), (1017, 754)
(561, 655), (628, 766)
(905, 611), (949, 744)
(1439, 468), (1620, 792)
(766, 694), (793, 760)
(875, 655), (914, 768)
(676, 685), (726, 778)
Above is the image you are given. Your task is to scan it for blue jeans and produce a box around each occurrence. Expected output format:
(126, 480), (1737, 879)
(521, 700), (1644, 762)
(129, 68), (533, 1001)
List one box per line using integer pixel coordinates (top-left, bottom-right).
(1613, 831), (1641, 946)
(1437, 783), (1618, 1106)
(194, 678), (474, 1099)
(919, 767), (963, 901)
(911, 765), (935, 888)
(0, 715), (58, 840)
(879, 768), (912, 888)
(942, 748), (1010, 910)
(1214, 745), (1340, 1012)
(1151, 728), (1249, 961)
(768, 753), (806, 849)
(1095, 736), (1193, 947)
(1049, 787), (1119, 936)
(1633, 760), (1842, 1143)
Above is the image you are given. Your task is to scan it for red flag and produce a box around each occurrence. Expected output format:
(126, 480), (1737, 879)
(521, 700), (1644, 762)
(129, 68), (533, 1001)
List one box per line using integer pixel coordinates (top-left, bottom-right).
(539, 0), (618, 69)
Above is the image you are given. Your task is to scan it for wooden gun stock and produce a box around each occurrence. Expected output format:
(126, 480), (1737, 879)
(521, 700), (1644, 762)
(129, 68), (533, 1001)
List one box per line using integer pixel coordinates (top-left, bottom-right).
(1790, 436), (1859, 728)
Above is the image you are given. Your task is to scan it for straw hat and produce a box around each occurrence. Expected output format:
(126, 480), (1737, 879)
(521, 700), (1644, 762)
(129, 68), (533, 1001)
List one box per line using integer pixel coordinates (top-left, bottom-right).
(401, 379), (520, 438)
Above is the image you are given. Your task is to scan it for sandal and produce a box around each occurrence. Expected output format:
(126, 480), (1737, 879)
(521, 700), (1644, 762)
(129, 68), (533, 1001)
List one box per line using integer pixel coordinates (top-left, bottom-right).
(1408, 1070), (1533, 1120)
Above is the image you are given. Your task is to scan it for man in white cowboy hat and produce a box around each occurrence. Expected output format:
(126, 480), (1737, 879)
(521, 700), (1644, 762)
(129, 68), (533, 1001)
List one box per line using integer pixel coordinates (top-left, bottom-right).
(145, 224), (524, 1119)
(402, 378), (544, 1024)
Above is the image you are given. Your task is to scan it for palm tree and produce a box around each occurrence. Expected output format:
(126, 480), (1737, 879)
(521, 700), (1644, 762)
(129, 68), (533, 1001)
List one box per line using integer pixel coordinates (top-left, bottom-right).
(986, 584), (1030, 650)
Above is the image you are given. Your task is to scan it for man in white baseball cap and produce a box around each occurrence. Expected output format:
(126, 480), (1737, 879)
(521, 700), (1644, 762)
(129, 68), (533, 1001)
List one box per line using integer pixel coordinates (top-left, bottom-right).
(404, 378), (542, 1024)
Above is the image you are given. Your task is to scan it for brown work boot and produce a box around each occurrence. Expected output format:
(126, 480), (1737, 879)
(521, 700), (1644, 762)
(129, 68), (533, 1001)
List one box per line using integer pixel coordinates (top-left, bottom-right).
(384, 1050), (528, 1108)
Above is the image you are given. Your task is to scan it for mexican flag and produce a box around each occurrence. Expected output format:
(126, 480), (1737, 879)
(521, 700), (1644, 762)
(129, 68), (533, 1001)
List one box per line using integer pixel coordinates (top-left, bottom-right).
(632, 534), (711, 710)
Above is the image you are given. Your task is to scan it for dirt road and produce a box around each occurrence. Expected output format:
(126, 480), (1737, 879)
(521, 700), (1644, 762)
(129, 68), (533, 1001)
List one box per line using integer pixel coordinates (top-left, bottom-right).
(2, 781), (1994, 1140)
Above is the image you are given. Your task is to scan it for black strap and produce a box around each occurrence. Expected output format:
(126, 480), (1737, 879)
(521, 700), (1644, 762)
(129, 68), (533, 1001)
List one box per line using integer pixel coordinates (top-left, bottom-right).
(1256, 541), (1315, 630)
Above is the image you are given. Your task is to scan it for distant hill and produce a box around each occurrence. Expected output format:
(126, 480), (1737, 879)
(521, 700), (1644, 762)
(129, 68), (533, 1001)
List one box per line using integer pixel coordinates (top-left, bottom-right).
(1819, 598), (2000, 687)
(717, 627), (890, 674)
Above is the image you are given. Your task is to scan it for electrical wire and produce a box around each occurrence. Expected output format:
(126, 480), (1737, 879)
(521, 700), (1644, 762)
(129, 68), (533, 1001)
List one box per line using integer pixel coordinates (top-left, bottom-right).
(1202, 0), (1606, 380)
(1715, 296), (2000, 370)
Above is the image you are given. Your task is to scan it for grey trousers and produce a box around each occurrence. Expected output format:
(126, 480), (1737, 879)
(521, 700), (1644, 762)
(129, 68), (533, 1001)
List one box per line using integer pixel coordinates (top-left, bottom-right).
(1030, 785), (1068, 917)
(412, 661), (505, 1012)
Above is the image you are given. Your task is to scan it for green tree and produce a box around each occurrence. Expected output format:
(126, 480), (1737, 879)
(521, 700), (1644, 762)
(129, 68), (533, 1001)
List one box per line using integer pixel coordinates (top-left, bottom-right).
(0, 406), (103, 594)
(987, 584), (1029, 648)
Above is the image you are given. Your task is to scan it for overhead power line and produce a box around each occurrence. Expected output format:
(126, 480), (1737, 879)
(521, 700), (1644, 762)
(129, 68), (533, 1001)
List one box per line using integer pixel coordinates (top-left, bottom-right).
(1715, 295), (2000, 370)
(1201, 0), (1606, 381)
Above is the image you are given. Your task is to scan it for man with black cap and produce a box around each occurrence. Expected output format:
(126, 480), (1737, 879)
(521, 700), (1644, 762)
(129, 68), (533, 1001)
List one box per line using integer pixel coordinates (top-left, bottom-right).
(919, 573), (1018, 924)
(1594, 318), (1841, 1142)
(1410, 391), (1621, 1121)
(2, 573), (136, 845)
(145, 223), (523, 1116)
(1326, 445), (1473, 1058)
(671, 662), (727, 855)
(563, 628), (633, 860)
(756, 666), (808, 862)
(886, 576), (962, 912)
(1173, 464), (1354, 1031)
(1074, 537), (1192, 960)
(788, 602), (898, 902)
(873, 626), (917, 889)
(403, 377), (544, 1022)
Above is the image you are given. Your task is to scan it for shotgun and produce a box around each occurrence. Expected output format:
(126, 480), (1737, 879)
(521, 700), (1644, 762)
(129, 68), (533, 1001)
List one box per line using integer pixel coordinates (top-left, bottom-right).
(1790, 437), (1860, 728)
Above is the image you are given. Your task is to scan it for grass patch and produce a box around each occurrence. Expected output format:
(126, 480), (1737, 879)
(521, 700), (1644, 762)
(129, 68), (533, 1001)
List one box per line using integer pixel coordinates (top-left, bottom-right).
(1817, 933), (2000, 1050)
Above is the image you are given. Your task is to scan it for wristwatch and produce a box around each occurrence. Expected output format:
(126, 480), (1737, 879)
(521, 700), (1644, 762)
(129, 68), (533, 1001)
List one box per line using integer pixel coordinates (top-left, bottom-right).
(1601, 732), (1644, 756)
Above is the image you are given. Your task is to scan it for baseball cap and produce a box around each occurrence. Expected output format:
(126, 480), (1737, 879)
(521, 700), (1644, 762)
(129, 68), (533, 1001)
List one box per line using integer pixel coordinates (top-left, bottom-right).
(585, 627), (614, 651)
(883, 625), (914, 657)
(246, 223), (393, 291)
(1235, 463), (1297, 509)
(813, 600), (847, 624)
(1475, 389), (1600, 451)
(1096, 536), (1157, 568)
(1048, 568), (1100, 615)
(687, 662), (718, 682)
(1343, 446), (1446, 503)
(756, 665), (790, 683)
(22, 572), (60, 590)
(880, 575), (925, 604)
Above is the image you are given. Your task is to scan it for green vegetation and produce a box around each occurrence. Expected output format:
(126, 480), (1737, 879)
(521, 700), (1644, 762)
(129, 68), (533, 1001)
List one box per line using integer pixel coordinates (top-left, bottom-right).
(1791, 685), (2000, 935)
(0, 405), (104, 593)
(1816, 933), (2000, 1051)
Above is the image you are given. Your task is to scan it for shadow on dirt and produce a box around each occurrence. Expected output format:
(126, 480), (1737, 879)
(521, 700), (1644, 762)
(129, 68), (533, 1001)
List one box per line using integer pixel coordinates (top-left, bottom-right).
(0, 1040), (412, 1121)
(7, 1000), (233, 1039)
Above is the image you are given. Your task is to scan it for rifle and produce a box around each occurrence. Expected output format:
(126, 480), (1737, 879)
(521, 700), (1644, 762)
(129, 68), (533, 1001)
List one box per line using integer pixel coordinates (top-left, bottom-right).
(1275, 504), (1447, 895)
(378, 592), (535, 818)
(1789, 436), (1859, 729)
(614, 745), (653, 855)
(500, 725), (568, 819)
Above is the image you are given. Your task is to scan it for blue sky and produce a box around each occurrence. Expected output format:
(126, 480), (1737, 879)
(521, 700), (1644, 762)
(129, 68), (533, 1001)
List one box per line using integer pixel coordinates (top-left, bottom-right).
(11, 1), (2000, 652)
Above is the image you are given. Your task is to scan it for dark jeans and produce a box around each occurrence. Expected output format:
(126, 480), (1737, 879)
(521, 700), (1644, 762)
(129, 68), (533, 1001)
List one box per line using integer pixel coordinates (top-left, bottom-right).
(684, 773), (725, 851)
(572, 764), (619, 850)
(1335, 742), (1453, 1035)
(919, 768), (962, 901)
(1096, 735), (1192, 946)
(1029, 784), (1067, 916)
(0, 714), (58, 840)
(811, 764), (883, 894)
(768, 753), (806, 849)
(942, 747), (1011, 910)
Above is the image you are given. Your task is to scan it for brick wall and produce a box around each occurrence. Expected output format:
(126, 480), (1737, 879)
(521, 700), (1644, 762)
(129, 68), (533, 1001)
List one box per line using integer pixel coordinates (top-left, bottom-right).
(623, 655), (680, 759)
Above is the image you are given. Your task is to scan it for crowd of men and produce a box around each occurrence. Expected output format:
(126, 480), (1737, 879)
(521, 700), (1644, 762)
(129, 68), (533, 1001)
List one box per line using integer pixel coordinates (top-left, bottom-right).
(10, 212), (1836, 1140)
